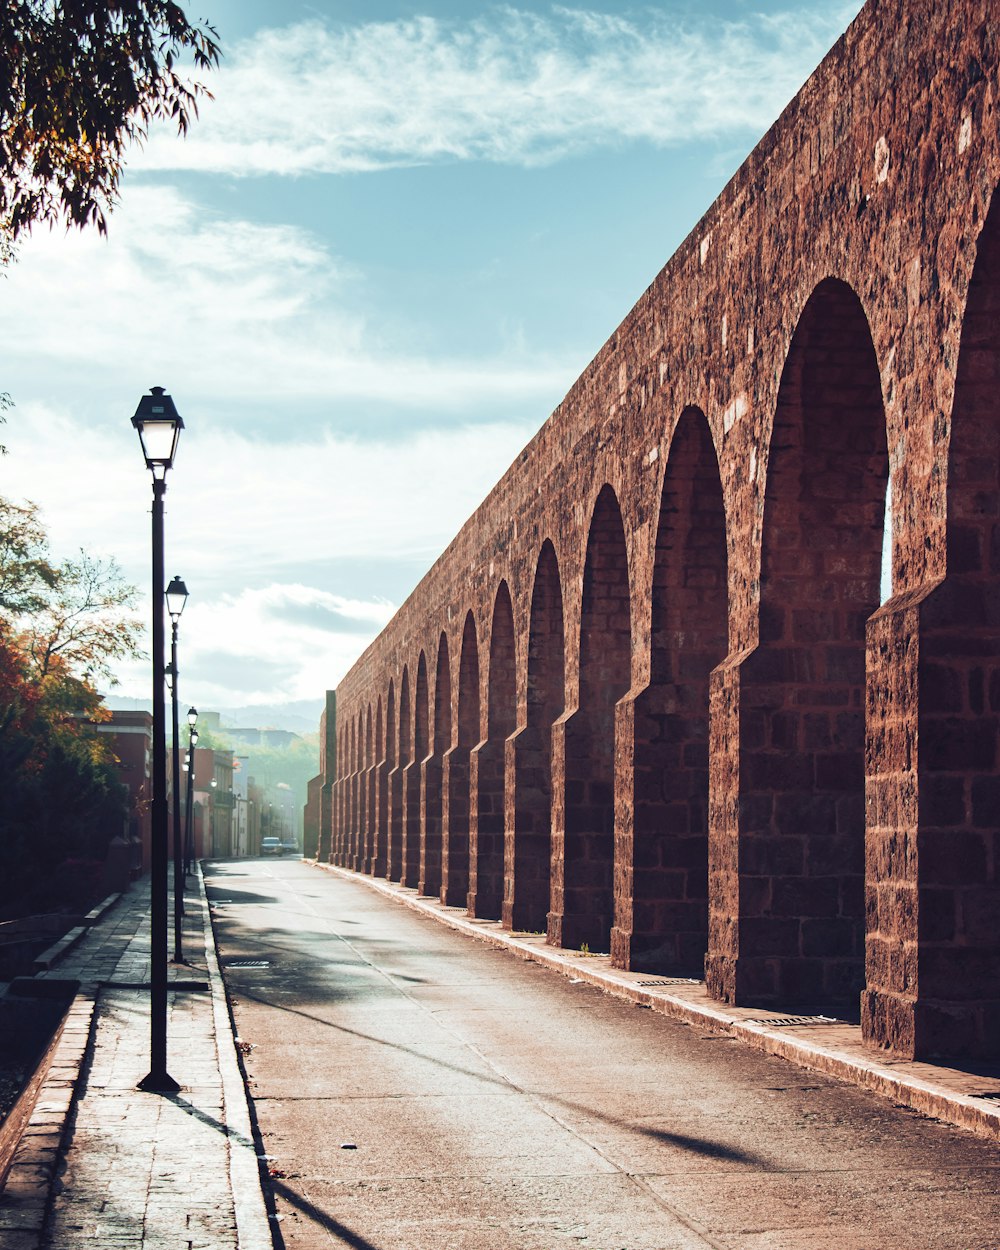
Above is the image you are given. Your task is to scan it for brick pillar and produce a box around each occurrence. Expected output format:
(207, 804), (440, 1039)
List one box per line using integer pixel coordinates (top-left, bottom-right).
(610, 696), (635, 969)
(503, 724), (552, 933)
(557, 706), (616, 952)
(361, 765), (376, 874)
(319, 781), (333, 863)
(387, 762), (404, 882)
(335, 776), (347, 866)
(401, 759), (421, 889)
(372, 759), (389, 877)
(706, 638), (868, 1012)
(354, 765), (367, 871)
(546, 713), (569, 947)
(469, 738), (504, 918)
(864, 584), (1000, 1059)
(705, 652), (747, 1003)
(441, 744), (471, 907)
(420, 752), (444, 897)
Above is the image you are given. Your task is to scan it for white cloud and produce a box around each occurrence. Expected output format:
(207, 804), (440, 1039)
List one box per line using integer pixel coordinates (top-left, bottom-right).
(0, 401), (536, 703)
(138, 4), (865, 176)
(1, 184), (573, 415)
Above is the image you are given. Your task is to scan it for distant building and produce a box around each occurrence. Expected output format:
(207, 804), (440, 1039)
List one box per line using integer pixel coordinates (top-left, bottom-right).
(303, 774), (322, 859)
(94, 710), (152, 875)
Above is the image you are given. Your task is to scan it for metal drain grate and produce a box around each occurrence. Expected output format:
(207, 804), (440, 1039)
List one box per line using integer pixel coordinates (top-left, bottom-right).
(743, 1014), (840, 1028)
(972, 1091), (1000, 1101)
(635, 978), (701, 987)
(225, 960), (270, 969)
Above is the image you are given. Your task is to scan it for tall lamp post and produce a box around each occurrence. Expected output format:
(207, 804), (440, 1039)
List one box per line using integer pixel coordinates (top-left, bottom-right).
(165, 575), (189, 963)
(184, 708), (198, 875)
(133, 386), (183, 1095)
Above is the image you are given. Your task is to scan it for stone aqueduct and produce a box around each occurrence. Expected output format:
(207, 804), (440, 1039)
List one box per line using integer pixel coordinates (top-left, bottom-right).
(316, 0), (1000, 1060)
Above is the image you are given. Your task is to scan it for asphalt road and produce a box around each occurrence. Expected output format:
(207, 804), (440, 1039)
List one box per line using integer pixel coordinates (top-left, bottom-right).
(205, 858), (1000, 1250)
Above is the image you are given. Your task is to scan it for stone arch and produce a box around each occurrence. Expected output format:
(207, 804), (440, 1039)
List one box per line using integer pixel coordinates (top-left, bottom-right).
(352, 709), (366, 870)
(392, 665), (412, 884)
(387, 671), (404, 881)
(442, 612), (478, 908)
(505, 540), (565, 933)
(556, 485), (632, 952)
(731, 277), (887, 1013)
(471, 582), (515, 919)
(421, 631), (450, 898)
(348, 714), (358, 868)
(362, 704), (374, 872)
(867, 188), (1000, 1059)
(333, 717), (344, 863)
(374, 694), (388, 876)
(401, 651), (428, 889)
(617, 408), (729, 974)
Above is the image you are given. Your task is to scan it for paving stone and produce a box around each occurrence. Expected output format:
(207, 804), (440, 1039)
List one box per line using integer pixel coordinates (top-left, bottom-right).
(0, 870), (270, 1250)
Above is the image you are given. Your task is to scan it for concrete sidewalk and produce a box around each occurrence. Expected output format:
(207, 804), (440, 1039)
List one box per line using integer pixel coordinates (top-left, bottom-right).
(0, 870), (272, 1249)
(314, 862), (1000, 1145)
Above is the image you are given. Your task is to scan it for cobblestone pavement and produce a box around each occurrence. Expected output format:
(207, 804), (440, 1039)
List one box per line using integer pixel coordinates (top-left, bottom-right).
(0, 869), (272, 1250)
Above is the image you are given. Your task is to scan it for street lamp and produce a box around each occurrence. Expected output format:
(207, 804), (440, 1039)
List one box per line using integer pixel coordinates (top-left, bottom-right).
(166, 575), (189, 964)
(132, 386), (183, 1095)
(185, 713), (199, 876)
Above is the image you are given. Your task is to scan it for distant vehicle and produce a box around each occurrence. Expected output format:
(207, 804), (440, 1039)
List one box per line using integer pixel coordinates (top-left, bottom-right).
(280, 840), (300, 857)
(259, 837), (283, 856)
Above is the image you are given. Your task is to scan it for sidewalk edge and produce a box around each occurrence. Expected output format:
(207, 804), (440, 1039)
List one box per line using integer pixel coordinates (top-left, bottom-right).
(196, 865), (275, 1250)
(0, 991), (97, 1248)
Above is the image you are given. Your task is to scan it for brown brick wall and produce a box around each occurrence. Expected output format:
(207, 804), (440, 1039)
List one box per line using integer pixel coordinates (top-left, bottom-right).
(323, 0), (1000, 1060)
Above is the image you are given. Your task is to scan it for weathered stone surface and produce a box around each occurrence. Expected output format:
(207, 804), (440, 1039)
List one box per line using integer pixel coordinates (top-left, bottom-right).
(324, 0), (1000, 1061)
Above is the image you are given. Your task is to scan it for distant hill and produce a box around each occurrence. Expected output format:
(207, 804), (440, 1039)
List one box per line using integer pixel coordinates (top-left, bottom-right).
(103, 696), (324, 736)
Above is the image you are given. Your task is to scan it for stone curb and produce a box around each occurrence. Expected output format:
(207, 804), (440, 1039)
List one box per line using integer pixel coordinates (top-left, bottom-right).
(199, 873), (275, 1250)
(314, 861), (1000, 1145)
(0, 992), (96, 1248)
(30, 894), (122, 974)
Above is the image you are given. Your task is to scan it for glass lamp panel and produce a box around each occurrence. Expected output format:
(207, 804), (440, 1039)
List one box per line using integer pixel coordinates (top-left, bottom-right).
(137, 418), (181, 467)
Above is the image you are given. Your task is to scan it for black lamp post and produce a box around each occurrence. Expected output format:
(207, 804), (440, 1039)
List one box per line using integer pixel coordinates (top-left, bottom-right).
(184, 709), (198, 875)
(165, 575), (189, 963)
(132, 386), (183, 1095)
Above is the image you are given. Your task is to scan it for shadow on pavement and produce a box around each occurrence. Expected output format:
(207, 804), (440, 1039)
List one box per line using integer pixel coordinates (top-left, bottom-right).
(230, 982), (776, 1171)
(165, 1091), (385, 1250)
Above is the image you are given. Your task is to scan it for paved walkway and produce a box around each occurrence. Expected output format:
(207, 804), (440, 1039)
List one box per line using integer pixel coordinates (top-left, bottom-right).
(0, 869), (271, 1250)
(314, 864), (1000, 1145)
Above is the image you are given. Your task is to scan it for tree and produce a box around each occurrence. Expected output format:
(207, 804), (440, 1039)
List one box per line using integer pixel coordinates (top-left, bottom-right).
(0, 1), (220, 241)
(0, 494), (56, 615)
(0, 494), (143, 917)
(22, 549), (143, 685)
(0, 633), (126, 918)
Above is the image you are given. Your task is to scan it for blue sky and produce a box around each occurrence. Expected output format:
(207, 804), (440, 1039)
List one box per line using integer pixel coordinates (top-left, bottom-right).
(0, 0), (864, 725)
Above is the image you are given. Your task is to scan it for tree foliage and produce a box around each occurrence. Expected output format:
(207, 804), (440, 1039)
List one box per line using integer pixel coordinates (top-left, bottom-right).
(0, 1), (220, 240)
(0, 495), (56, 615)
(0, 492), (143, 918)
(22, 548), (143, 683)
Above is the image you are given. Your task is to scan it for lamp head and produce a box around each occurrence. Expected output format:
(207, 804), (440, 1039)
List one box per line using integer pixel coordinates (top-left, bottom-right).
(187, 706), (198, 727)
(132, 386), (184, 477)
(166, 576), (189, 620)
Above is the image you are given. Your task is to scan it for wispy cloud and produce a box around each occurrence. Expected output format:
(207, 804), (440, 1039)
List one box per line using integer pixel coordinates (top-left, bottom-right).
(0, 402), (536, 700)
(139, 4), (865, 176)
(111, 584), (396, 705)
(0, 184), (574, 418)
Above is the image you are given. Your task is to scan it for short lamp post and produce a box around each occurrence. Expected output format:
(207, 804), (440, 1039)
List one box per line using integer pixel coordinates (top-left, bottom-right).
(184, 709), (198, 875)
(165, 575), (189, 963)
(132, 386), (183, 1095)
